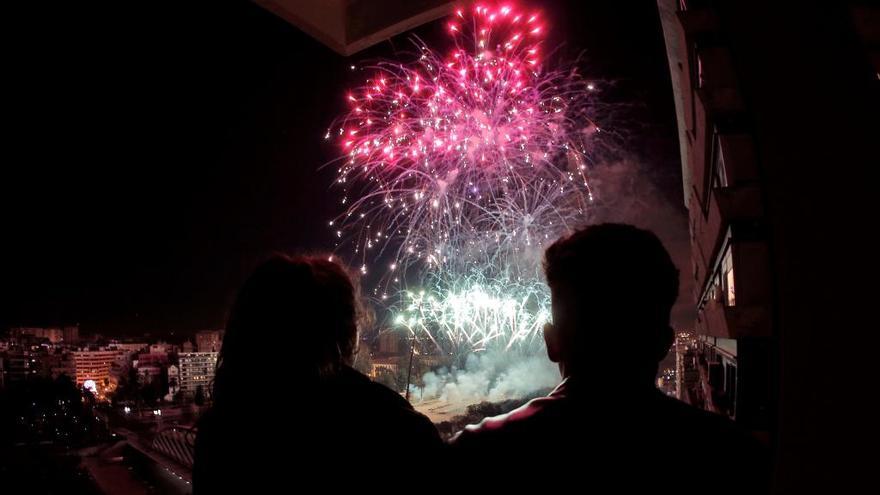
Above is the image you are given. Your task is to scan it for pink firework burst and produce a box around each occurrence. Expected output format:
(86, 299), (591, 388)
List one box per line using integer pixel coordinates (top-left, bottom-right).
(327, 2), (601, 283)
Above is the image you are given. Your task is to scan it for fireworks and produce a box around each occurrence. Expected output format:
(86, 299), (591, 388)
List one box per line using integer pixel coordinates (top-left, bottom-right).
(395, 273), (550, 355)
(326, 3), (604, 355)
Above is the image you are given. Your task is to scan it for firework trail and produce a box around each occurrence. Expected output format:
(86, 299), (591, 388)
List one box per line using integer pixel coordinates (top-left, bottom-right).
(326, 2), (607, 358)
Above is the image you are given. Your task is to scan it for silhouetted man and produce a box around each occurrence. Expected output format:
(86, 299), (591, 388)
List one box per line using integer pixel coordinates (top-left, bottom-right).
(450, 224), (769, 493)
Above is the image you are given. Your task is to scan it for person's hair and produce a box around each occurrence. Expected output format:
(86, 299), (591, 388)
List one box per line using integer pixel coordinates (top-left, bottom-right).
(212, 254), (365, 407)
(543, 223), (679, 362)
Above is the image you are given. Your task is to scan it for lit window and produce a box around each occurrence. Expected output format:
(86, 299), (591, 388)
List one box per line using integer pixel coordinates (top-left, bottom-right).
(721, 247), (735, 306)
(696, 53), (705, 89)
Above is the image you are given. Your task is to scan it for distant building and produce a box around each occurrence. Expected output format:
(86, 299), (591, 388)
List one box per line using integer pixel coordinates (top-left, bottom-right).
(150, 342), (170, 354)
(178, 352), (218, 399)
(195, 330), (224, 353)
(135, 352), (169, 368)
(370, 355), (401, 378)
(11, 327), (63, 344)
(181, 340), (195, 353)
(39, 352), (61, 377)
(44, 351), (75, 380)
(2, 350), (41, 383)
(9, 325), (79, 345)
(73, 349), (123, 390)
(63, 325), (80, 344)
(377, 331), (405, 354)
(674, 332), (701, 403)
(109, 342), (149, 353)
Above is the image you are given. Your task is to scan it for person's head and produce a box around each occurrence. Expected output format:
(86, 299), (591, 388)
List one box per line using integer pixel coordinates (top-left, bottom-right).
(543, 223), (679, 383)
(212, 255), (364, 406)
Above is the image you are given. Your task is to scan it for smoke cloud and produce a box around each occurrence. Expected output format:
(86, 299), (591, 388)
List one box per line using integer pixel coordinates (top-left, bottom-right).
(411, 349), (560, 404)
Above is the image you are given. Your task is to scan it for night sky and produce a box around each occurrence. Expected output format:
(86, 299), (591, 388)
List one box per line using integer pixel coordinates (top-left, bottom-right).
(3, 0), (684, 337)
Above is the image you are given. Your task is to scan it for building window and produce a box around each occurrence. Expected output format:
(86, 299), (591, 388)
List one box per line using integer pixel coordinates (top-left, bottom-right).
(711, 273), (720, 302)
(721, 246), (735, 306)
(712, 132), (729, 188)
(696, 52), (705, 89)
(725, 362), (737, 417)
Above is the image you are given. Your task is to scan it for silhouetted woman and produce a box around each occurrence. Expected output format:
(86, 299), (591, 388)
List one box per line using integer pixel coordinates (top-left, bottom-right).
(193, 255), (441, 493)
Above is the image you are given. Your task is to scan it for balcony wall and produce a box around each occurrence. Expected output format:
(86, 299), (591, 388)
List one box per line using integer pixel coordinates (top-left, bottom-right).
(695, 240), (772, 339)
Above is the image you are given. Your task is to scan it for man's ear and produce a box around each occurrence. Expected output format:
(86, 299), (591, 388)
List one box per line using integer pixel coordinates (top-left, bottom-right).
(544, 322), (561, 363)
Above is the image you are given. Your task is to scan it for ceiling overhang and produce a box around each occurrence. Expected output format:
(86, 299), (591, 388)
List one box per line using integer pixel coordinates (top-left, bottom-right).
(253, 0), (455, 56)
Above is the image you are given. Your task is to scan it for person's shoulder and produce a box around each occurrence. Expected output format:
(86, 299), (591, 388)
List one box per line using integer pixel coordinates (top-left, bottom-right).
(341, 367), (441, 443)
(364, 376), (434, 425)
(656, 395), (770, 490)
(656, 393), (765, 452)
(340, 366), (415, 409)
(659, 394), (729, 426)
(450, 395), (562, 447)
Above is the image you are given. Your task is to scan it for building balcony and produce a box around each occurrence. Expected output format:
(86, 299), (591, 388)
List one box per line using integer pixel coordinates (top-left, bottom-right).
(695, 86), (744, 117)
(688, 131), (763, 296)
(695, 239), (772, 339)
(677, 7), (720, 36)
(716, 183), (763, 220)
(688, 186), (723, 296)
(696, 297), (771, 339)
(686, 45), (745, 173)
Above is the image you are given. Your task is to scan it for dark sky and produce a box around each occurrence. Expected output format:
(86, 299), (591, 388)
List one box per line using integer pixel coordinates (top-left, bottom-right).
(3, 0), (683, 337)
